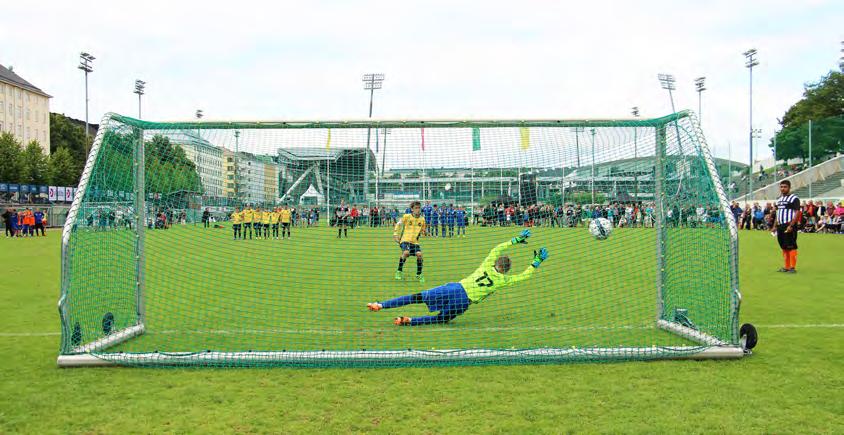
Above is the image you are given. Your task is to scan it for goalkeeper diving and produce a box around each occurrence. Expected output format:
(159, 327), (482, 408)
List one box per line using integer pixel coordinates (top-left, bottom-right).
(367, 230), (548, 326)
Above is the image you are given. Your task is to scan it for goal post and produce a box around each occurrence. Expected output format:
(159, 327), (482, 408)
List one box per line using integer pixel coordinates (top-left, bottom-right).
(58, 111), (744, 368)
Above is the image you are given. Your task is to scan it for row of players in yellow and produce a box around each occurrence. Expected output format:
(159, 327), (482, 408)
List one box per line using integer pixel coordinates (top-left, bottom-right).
(230, 206), (293, 225)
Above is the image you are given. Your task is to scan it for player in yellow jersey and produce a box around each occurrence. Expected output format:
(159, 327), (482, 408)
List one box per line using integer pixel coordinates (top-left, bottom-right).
(261, 208), (272, 239)
(393, 201), (427, 283)
(241, 205), (254, 240)
(269, 208), (280, 240)
(368, 230), (548, 325)
(231, 207), (242, 240)
(252, 207), (263, 239)
(279, 204), (292, 239)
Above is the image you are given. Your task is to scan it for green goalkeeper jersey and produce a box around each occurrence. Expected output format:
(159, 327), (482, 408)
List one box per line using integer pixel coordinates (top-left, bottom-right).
(459, 241), (535, 303)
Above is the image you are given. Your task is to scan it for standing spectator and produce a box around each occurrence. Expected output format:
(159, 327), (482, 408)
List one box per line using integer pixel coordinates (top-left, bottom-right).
(202, 208), (211, 228)
(772, 180), (801, 273)
(33, 209), (46, 236)
(2, 208), (12, 237)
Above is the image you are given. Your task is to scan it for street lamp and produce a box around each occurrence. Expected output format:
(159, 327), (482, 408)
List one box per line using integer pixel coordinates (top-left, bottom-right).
(694, 77), (706, 123)
(362, 73), (385, 202)
(195, 109), (203, 119)
(78, 52), (95, 152)
(743, 48), (759, 201)
(133, 80), (146, 118)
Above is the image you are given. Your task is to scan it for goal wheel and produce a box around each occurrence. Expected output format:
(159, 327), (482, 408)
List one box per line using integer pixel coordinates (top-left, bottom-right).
(740, 323), (757, 351)
(102, 312), (115, 335)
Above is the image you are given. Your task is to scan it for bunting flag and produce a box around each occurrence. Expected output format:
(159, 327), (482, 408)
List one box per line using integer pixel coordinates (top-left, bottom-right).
(325, 128), (331, 150)
(420, 127), (425, 151)
(472, 127), (481, 151)
(520, 127), (530, 150)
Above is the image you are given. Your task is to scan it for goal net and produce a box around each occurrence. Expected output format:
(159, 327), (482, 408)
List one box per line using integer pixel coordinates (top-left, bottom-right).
(57, 111), (742, 367)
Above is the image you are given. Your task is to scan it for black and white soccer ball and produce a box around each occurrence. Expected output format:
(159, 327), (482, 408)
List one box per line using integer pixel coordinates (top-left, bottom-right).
(589, 217), (613, 240)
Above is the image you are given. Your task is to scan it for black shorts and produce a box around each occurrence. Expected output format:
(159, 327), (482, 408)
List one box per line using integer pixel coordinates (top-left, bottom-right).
(282, 223), (290, 228)
(776, 224), (798, 250)
(233, 224), (241, 229)
(400, 242), (422, 255)
(272, 224), (279, 229)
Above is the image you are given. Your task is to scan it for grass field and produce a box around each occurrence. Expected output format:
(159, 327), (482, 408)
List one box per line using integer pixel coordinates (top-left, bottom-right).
(1, 227), (843, 433)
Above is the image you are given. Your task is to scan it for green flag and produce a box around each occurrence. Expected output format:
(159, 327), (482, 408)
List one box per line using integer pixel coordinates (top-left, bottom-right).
(472, 127), (481, 151)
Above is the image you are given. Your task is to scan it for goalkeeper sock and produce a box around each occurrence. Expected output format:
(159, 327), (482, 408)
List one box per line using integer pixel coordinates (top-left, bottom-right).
(417, 258), (423, 275)
(398, 258), (405, 271)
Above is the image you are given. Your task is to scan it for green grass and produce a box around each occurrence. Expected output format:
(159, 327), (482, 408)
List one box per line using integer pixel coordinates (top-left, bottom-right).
(1, 227), (843, 433)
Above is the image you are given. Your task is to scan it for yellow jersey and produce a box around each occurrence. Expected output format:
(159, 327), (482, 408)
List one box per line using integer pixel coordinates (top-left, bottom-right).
(242, 208), (254, 223)
(231, 211), (242, 224)
(270, 212), (280, 224)
(459, 241), (535, 303)
(279, 209), (292, 223)
(262, 211), (272, 224)
(394, 213), (426, 244)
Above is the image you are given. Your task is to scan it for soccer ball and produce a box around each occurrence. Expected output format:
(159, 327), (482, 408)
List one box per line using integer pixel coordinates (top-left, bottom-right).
(589, 218), (613, 240)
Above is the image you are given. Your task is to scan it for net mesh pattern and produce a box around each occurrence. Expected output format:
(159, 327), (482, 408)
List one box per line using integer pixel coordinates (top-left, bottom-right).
(58, 112), (739, 367)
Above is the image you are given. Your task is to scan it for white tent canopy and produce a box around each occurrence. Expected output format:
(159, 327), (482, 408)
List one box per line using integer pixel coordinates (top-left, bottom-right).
(299, 184), (325, 205)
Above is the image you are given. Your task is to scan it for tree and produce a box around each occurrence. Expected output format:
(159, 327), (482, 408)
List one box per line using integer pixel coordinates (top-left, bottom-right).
(771, 71), (844, 161)
(20, 140), (49, 185)
(49, 113), (88, 163)
(0, 132), (23, 182)
(48, 147), (80, 186)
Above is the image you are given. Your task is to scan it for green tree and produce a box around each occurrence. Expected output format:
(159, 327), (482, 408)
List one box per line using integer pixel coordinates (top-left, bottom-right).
(20, 140), (49, 185)
(49, 113), (88, 164)
(771, 71), (844, 161)
(0, 132), (23, 182)
(48, 147), (80, 186)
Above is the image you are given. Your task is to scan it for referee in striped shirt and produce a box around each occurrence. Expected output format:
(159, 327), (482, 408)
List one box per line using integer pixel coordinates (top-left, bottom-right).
(772, 180), (802, 273)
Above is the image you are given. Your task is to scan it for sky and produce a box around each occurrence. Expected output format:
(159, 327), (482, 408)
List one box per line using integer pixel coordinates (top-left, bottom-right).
(1, 0), (842, 167)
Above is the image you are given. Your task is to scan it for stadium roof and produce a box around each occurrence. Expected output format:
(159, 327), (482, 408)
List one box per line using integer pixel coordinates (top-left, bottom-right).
(277, 147), (377, 170)
(0, 64), (51, 98)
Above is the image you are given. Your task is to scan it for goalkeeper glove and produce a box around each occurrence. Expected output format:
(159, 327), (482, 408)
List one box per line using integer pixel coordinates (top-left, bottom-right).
(532, 247), (549, 268)
(511, 229), (532, 245)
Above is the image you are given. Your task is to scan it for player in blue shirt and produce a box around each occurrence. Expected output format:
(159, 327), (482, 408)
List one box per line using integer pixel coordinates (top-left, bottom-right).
(422, 201), (433, 235)
(446, 205), (456, 237)
(429, 205), (439, 236)
(455, 206), (466, 237)
(439, 206), (447, 238)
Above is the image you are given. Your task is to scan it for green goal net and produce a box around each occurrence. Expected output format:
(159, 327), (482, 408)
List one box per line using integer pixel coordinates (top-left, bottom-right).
(57, 111), (742, 367)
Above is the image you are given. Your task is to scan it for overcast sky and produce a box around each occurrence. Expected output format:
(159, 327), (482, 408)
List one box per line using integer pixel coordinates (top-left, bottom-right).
(2, 0), (841, 166)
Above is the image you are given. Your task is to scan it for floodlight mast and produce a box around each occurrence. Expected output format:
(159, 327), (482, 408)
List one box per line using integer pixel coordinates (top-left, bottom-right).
(78, 52), (95, 153)
(694, 77), (706, 124)
(133, 80), (146, 118)
(362, 73), (385, 202)
(743, 48), (759, 201)
(632, 107), (640, 200)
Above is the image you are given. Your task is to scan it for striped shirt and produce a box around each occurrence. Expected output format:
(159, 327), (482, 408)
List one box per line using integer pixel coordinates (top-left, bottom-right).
(775, 194), (800, 224)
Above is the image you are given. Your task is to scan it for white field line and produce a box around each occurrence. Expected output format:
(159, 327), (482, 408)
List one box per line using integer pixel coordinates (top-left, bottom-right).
(3, 323), (843, 338)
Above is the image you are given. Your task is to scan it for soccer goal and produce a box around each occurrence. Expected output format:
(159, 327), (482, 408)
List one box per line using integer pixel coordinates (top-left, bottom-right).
(57, 111), (750, 367)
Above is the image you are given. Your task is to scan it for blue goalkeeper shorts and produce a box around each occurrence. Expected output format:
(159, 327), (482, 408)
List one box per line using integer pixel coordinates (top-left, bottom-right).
(421, 282), (470, 314)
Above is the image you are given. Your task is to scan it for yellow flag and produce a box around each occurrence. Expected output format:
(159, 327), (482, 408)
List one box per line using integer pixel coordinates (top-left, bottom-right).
(326, 128), (332, 150)
(520, 127), (530, 150)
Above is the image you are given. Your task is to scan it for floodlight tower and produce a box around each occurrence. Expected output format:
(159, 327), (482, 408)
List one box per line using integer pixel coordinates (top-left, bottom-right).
(743, 48), (759, 200)
(694, 77), (706, 124)
(362, 73), (385, 202)
(657, 74), (677, 113)
(133, 80), (146, 118)
(78, 52), (95, 151)
(632, 106), (640, 200)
